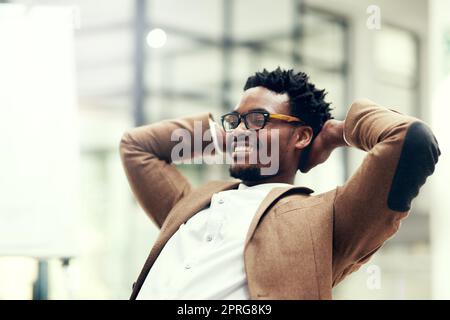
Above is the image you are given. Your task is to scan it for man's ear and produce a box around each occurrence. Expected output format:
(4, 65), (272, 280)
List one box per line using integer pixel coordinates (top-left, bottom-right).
(294, 126), (313, 150)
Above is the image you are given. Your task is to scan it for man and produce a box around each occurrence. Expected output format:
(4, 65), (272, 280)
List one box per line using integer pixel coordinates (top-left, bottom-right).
(120, 68), (440, 300)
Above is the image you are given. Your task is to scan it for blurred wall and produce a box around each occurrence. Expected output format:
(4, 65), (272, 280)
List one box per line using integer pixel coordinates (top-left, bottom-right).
(429, 0), (450, 300)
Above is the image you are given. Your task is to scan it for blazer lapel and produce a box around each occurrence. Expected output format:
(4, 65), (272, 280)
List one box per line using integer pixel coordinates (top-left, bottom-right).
(244, 185), (314, 247)
(130, 179), (241, 299)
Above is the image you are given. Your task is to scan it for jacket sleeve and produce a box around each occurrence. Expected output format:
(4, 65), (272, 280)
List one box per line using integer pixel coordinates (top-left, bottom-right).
(119, 113), (213, 228)
(332, 99), (440, 283)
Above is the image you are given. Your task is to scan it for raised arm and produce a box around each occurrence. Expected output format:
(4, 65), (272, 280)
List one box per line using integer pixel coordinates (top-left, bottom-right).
(331, 99), (440, 283)
(119, 113), (212, 228)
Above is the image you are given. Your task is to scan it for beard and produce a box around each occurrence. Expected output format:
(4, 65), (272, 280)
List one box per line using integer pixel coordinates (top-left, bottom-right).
(229, 165), (265, 182)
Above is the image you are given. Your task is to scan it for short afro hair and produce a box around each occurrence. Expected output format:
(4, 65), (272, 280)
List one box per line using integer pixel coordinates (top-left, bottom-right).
(243, 67), (333, 137)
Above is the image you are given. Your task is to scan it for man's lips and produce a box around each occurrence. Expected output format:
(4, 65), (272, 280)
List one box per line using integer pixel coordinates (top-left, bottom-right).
(230, 144), (258, 162)
(228, 136), (267, 158)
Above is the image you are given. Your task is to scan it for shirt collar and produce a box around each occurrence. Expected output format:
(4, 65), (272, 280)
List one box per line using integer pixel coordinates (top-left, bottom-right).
(237, 182), (294, 192)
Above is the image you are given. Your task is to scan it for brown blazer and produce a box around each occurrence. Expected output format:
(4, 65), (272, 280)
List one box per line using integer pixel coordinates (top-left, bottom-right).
(119, 99), (440, 300)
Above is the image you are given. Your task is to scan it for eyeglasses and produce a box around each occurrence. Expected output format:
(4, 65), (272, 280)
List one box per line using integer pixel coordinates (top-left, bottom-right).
(221, 110), (305, 132)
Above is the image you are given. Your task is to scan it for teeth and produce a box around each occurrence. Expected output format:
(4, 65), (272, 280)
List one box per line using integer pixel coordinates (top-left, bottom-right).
(234, 146), (253, 152)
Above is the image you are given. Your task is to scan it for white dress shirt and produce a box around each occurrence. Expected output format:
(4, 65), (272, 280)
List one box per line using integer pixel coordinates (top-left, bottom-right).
(136, 182), (292, 300)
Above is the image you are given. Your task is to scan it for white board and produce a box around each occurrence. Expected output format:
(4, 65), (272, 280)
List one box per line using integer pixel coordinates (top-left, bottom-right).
(0, 5), (80, 257)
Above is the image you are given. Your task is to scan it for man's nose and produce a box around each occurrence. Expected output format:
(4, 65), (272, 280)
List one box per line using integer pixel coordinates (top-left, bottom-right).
(232, 120), (248, 136)
(230, 121), (255, 147)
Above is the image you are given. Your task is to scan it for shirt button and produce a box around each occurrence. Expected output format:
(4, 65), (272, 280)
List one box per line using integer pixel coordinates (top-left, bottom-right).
(218, 199), (224, 204)
(185, 264), (191, 270)
(206, 234), (213, 242)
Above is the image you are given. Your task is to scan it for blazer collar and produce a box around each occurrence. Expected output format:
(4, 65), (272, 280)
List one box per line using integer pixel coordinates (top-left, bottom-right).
(164, 181), (313, 238)
(161, 180), (315, 249)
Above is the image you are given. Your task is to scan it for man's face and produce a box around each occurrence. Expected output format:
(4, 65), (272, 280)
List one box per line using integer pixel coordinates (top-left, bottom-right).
(227, 86), (305, 182)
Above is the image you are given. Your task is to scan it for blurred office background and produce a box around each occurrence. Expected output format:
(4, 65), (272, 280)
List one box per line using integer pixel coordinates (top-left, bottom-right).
(0, 0), (448, 299)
